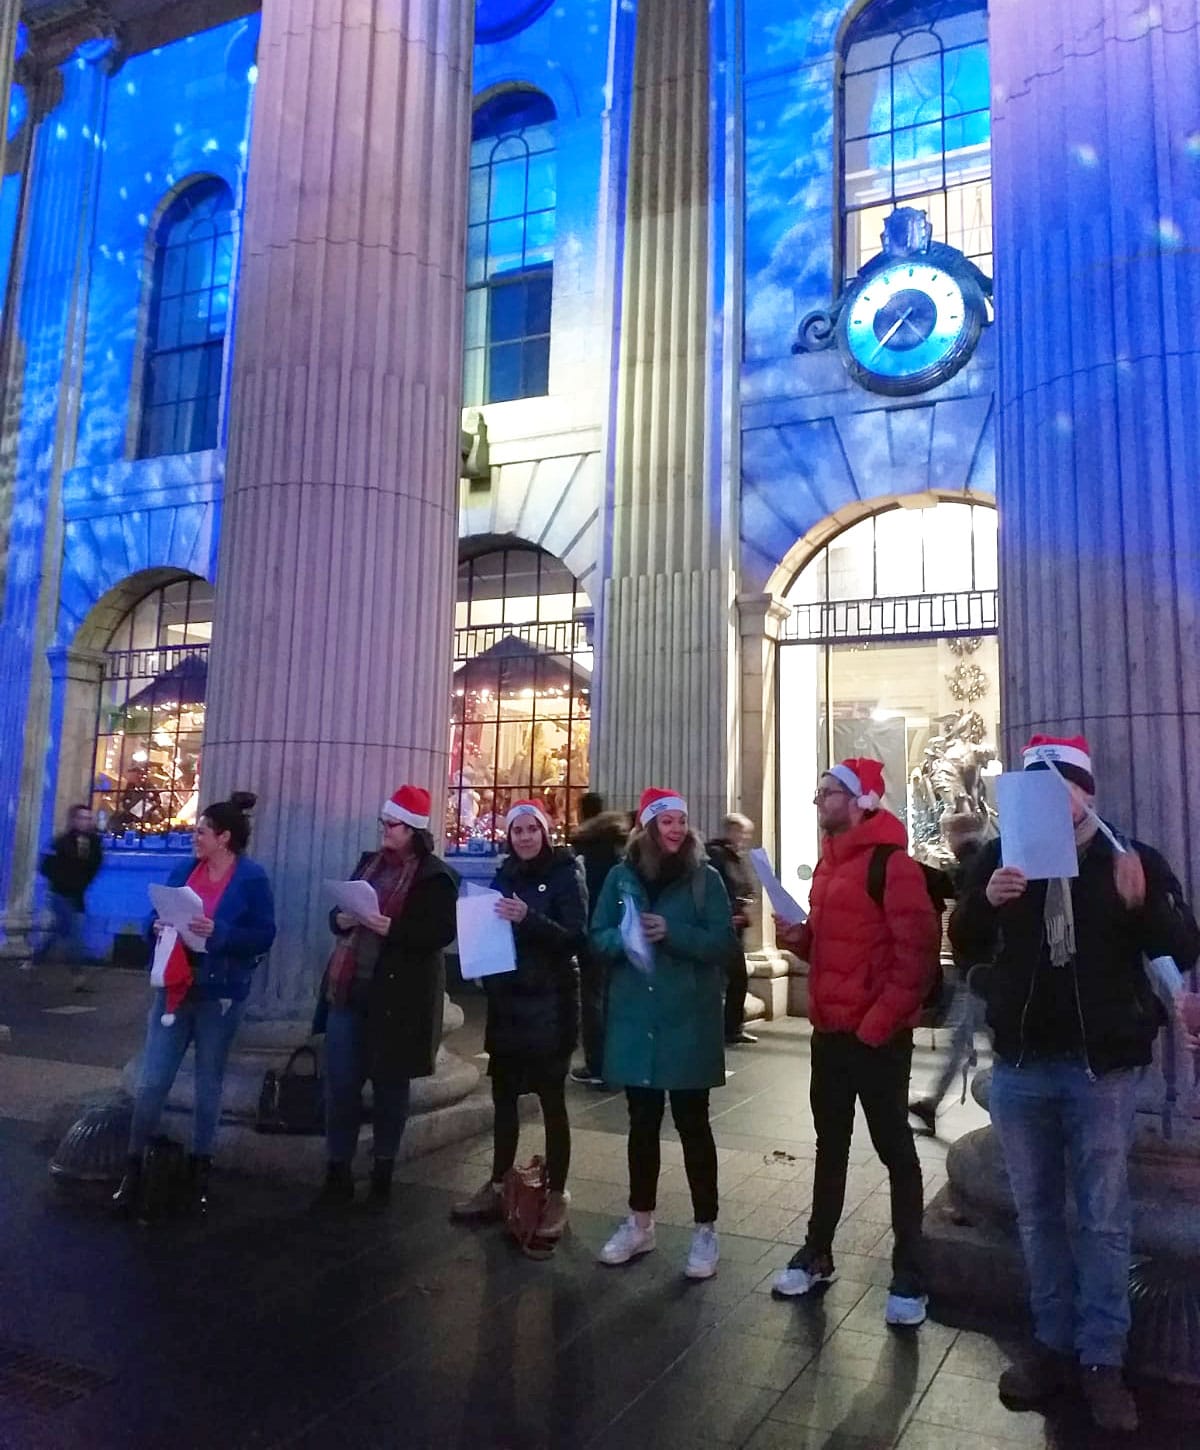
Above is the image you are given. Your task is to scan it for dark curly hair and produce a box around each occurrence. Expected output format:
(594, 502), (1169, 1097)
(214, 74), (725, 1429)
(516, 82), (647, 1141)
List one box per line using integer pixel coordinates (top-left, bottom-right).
(200, 791), (257, 854)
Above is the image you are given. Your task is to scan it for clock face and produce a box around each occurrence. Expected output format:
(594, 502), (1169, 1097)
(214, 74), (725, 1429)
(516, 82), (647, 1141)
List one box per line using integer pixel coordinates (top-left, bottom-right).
(839, 260), (982, 396)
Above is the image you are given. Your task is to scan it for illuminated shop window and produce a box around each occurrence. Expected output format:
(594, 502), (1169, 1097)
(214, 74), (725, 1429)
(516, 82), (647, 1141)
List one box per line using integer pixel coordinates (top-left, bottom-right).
(463, 89), (555, 406)
(91, 578), (212, 849)
(448, 546), (591, 852)
(842, 0), (991, 278)
(137, 178), (234, 457)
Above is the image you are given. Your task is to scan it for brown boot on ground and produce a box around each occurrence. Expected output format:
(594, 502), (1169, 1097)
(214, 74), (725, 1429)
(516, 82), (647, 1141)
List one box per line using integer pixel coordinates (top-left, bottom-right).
(998, 1344), (1077, 1410)
(450, 1180), (503, 1223)
(538, 1189), (570, 1240)
(1080, 1364), (1137, 1433)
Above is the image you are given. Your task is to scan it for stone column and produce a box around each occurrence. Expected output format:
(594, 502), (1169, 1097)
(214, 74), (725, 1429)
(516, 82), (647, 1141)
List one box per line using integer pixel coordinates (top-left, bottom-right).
(596, 0), (736, 834)
(992, 0), (1200, 896)
(201, 0), (474, 1019)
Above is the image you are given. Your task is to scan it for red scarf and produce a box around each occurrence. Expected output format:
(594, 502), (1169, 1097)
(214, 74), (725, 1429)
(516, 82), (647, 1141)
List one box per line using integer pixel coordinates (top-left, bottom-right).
(327, 851), (420, 1007)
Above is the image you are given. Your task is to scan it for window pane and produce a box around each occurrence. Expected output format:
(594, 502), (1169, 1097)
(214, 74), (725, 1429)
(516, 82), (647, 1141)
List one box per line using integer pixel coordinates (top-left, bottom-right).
(525, 272), (553, 335)
(521, 336), (550, 397)
(487, 217), (525, 277)
(487, 341), (522, 403)
(466, 223), (487, 286)
(489, 157), (528, 221)
(526, 152), (556, 213)
(489, 281), (528, 344)
(524, 210), (554, 266)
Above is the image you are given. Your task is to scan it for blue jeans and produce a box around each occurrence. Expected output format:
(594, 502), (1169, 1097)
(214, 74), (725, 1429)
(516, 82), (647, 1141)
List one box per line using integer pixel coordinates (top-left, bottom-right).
(324, 1004), (411, 1164)
(990, 1058), (1139, 1366)
(33, 893), (95, 966)
(129, 992), (247, 1157)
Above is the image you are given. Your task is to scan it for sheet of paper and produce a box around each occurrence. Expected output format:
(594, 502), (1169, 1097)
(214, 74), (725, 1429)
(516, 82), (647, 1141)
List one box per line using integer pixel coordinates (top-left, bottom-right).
(325, 878), (380, 923)
(148, 883), (206, 951)
(149, 926), (177, 987)
(456, 883), (517, 980)
(619, 895), (654, 974)
(748, 847), (808, 925)
(996, 770), (1078, 880)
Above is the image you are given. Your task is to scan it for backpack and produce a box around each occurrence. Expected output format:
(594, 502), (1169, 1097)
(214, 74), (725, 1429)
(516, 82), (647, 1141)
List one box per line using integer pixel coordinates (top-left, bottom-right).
(865, 844), (948, 1016)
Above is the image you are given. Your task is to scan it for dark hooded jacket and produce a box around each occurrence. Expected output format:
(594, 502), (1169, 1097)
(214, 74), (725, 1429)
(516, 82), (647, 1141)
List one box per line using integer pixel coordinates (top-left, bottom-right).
(484, 845), (587, 1060)
(570, 812), (627, 923)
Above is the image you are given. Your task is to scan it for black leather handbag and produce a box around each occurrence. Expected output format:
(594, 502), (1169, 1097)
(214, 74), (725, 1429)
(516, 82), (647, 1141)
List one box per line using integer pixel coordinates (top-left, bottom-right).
(256, 1045), (325, 1135)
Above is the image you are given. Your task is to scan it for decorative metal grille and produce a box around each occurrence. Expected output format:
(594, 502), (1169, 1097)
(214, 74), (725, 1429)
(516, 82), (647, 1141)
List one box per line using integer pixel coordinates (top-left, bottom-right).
(781, 589), (998, 644)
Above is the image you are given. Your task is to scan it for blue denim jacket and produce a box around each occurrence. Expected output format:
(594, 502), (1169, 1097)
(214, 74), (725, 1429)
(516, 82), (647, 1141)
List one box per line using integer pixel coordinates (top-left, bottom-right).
(157, 855), (276, 1002)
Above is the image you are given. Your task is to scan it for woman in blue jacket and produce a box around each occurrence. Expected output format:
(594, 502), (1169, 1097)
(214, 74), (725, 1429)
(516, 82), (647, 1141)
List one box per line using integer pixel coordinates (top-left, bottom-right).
(113, 792), (275, 1215)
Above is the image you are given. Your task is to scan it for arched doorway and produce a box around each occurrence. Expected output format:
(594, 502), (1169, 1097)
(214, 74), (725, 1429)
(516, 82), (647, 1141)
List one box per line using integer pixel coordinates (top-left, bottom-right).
(777, 500), (999, 899)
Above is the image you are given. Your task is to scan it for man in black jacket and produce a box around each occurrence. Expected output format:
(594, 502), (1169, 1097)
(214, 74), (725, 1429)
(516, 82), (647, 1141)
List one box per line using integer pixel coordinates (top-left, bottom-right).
(706, 813), (758, 1044)
(568, 793), (626, 1084)
(24, 805), (104, 988)
(950, 735), (1199, 1434)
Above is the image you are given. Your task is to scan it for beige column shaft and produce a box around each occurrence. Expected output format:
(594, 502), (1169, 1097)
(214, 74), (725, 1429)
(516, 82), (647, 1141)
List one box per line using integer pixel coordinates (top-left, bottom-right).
(596, 0), (734, 833)
(203, 0), (474, 1019)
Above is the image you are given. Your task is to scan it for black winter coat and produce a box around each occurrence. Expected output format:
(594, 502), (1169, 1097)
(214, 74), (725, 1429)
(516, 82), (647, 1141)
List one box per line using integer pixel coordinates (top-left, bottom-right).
(314, 849), (459, 1084)
(949, 831), (1200, 1074)
(705, 839), (756, 940)
(484, 846), (586, 1061)
(571, 813), (626, 924)
(40, 831), (103, 908)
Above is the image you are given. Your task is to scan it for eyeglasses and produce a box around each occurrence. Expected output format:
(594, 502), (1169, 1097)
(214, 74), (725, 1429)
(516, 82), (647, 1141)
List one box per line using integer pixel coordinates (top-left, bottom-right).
(378, 818), (404, 830)
(813, 787), (849, 802)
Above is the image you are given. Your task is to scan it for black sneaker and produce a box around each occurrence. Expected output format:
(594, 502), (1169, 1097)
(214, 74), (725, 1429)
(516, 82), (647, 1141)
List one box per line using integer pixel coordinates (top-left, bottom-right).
(908, 1099), (937, 1135)
(1080, 1365), (1137, 1433)
(569, 1065), (603, 1086)
(726, 1031), (758, 1045)
(998, 1344), (1077, 1410)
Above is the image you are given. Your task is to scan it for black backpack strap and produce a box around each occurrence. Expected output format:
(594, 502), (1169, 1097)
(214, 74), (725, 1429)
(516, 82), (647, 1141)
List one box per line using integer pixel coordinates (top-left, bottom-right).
(866, 844), (901, 910)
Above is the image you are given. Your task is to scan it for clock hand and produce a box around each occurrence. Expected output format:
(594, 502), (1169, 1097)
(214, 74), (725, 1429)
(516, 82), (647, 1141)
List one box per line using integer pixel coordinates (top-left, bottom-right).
(869, 307), (914, 362)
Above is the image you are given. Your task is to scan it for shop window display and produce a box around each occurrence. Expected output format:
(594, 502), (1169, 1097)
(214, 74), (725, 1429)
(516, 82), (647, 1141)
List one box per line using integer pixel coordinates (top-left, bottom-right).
(448, 546), (591, 853)
(91, 578), (212, 850)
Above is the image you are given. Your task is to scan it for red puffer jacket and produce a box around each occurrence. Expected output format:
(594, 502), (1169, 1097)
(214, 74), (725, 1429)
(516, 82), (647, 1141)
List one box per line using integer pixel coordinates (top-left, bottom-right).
(780, 810), (939, 1045)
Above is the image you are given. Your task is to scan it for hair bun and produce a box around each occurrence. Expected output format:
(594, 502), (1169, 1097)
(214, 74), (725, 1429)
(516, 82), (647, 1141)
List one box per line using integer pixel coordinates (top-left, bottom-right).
(229, 790), (257, 813)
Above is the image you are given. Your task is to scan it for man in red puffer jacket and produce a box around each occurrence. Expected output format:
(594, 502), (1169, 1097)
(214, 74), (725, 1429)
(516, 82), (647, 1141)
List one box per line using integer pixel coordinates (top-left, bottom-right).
(771, 758), (940, 1327)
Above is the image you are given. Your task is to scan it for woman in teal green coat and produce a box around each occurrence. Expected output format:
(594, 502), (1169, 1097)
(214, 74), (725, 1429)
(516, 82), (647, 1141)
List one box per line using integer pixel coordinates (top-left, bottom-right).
(589, 787), (736, 1280)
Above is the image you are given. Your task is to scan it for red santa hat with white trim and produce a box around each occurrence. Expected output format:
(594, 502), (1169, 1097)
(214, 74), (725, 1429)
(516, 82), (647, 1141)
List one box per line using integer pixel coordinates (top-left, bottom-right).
(825, 758), (886, 811)
(504, 799), (551, 835)
(1022, 734), (1095, 793)
(380, 784), (431, 829)
(638, 787), (688, 827)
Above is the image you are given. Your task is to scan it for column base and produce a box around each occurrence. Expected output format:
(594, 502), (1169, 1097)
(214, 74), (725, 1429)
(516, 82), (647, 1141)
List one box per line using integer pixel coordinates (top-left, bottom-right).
(746, 949), (793, 1020)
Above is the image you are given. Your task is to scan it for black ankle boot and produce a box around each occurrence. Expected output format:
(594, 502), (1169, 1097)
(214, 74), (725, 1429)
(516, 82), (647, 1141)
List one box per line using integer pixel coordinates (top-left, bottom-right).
(313, 1161), (355, 1208)
(111, 1154), (143, 1218)
(188, 1154), (213, 1216)
(366, 1158), (394, 1211)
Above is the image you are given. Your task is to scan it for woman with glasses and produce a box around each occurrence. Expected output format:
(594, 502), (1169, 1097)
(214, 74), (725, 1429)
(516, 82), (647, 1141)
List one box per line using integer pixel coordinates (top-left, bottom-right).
(312, 785), (458, 1209)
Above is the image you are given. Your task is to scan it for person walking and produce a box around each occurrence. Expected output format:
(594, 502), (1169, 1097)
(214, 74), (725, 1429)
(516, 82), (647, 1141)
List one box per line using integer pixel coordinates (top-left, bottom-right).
(771, 758), (940, 1327)
(313, 785), (458, 1210)
(950, 735), (1199, 1433)
(590, 788), (736, 1280)
(113, 792), (275, 1216)
(452, 800), (586, 1240)
(23, 805), (104, 988)
(706, 812), (759, 1045)
(569, 791), (627, 1084)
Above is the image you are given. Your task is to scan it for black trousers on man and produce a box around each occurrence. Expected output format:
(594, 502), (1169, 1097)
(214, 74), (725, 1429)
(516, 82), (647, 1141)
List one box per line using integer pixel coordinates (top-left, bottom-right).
(723, 938), (750, 1040)
(577, 942), (607, 1079)
(804, 1029), (925, 1296)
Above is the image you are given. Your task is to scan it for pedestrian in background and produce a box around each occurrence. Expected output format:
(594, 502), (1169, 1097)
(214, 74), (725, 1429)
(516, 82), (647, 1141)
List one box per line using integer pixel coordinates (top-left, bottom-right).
(23, 805), (104, 989)
(706, 812), (759, 1045)
(569, 791), (627, 1084)
(591, 788), (735, 1281)
(313, 785), (458, 1210)
(453, 800), (586, 1241)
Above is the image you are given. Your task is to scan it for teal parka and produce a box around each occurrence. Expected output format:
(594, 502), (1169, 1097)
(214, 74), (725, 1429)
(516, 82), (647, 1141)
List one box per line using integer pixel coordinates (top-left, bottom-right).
(589, 833), (736, 1091)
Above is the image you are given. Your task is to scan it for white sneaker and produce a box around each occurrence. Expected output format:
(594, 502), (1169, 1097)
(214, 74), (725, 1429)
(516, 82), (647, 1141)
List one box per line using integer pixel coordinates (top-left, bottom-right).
(772, 1252), (836, 1298)
(17, 960), (34, 973)
(885, 1291), (928, 1327)
(598, 1214), (656, 1266)
(685, 1224), (719, 1280)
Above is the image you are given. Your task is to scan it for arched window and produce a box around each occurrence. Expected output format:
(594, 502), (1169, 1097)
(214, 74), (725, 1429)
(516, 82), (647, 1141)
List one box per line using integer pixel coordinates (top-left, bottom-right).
(448, 545), (591, 851)
(464, 89), (556, 406)
(92, 577), (213, 848)
(841, 0), (990, 279)
(137, 177), (235, 458)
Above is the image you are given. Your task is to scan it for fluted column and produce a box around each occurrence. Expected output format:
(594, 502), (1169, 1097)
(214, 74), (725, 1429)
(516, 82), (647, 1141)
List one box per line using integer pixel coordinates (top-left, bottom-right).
(993, 0), (1200, 897)
(203, 0), (473, 1018)
(596, 0), (734, 832)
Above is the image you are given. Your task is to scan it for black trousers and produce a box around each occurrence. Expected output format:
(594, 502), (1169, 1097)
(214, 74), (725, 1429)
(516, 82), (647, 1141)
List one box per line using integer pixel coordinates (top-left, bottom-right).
(490, 1061), (571, 1193)
(577, 941), (607, 1077)
(724, 939), (749, 1039)
(805, 1029), (925, 1296)
(626, 1087), (718, 1223)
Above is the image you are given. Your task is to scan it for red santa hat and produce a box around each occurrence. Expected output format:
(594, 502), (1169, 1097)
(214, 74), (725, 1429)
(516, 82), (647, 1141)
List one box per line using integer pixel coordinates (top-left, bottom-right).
(826, 758), (886, 811)
(380, 784), (431, 829)
(638, 787), (688, 827)
(1022, 734), (1095, 793)
(504, 799), (550, 835)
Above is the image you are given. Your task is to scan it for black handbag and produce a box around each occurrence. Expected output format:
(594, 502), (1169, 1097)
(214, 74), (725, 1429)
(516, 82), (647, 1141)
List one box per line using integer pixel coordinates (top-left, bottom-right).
(256, 1045), (325, 1135)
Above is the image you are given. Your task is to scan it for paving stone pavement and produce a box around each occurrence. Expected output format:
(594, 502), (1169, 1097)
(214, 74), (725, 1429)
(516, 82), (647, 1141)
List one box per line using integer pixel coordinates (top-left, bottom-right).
(0, 995), (1193, 1449)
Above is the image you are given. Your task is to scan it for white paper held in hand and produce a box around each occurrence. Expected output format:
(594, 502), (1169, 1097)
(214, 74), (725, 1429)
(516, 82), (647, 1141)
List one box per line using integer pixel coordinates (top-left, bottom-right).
(995, 771), (1078, 880)
(148, 882), (207, 952)
(324, 878), (380, 924)
(456, 883), (517, 979)
(620, 896), (654, 974)
(748, 848), (807, 925)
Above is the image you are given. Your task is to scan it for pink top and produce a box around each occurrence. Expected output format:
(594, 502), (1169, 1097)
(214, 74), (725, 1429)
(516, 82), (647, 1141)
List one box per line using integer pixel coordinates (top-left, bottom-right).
(163, 860), (235, 989)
